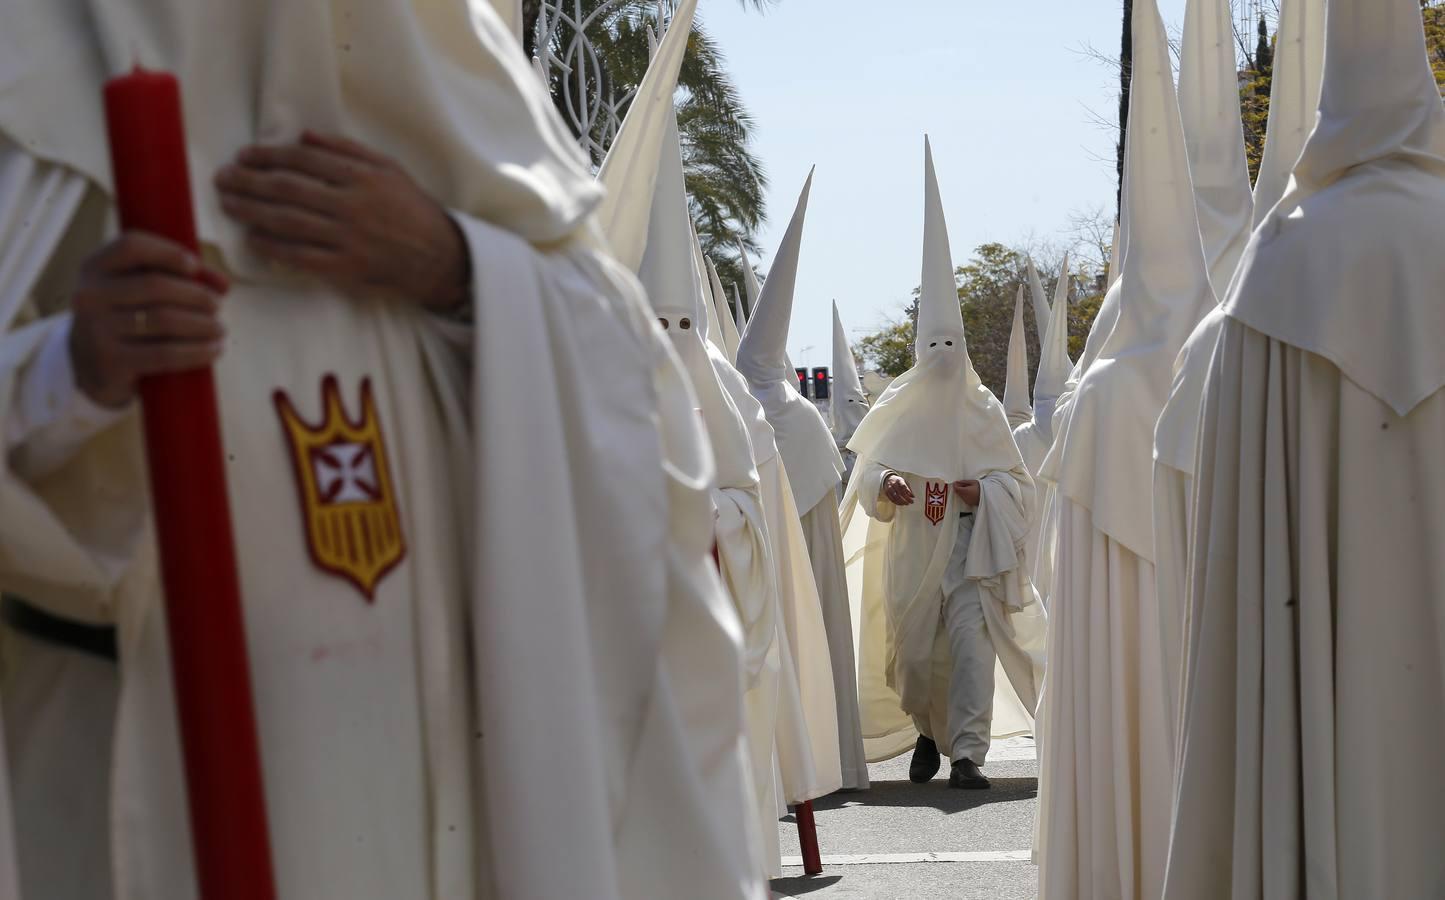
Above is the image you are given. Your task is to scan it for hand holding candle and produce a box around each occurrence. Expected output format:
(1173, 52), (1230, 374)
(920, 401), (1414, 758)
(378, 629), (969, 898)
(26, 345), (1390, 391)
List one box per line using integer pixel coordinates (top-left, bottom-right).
(68, 231), (229, 410)
(103, 67), (277, 900)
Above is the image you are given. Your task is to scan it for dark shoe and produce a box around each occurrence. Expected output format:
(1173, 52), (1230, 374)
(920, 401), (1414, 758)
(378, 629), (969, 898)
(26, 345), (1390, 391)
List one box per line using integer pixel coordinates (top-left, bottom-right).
(949, 758), (991, 790)
(908, 736), (941, 783)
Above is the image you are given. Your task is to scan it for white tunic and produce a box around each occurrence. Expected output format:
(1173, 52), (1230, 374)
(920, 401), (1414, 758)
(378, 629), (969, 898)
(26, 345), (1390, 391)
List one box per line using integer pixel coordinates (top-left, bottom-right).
(843, 462), (1045, 764)
(1035, 499), (1172, 900)
(1163, 321), (1445, 899)
(1, 159), (472, 899)
(799, 493), (869, 790)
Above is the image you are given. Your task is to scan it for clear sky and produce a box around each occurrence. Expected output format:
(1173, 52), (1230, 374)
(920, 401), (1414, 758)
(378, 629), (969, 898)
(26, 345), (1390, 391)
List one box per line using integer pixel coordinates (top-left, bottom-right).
(703, 0), (1190, 369)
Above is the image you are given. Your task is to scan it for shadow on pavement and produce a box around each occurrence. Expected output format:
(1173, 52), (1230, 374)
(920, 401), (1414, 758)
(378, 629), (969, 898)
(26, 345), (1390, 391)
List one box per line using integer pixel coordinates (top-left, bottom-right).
(811, 777), (1036, 814)
(770, 874), (843, 896)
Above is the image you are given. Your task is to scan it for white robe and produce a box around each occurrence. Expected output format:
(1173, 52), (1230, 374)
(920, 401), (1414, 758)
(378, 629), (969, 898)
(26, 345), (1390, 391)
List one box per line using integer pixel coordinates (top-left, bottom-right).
(761, 459), (843, 803)
(1, 164), (477, 899)
(799, 492), (869, 790)
(711, 464), (783, 878)
(1035, 498), (1173, 900)
(1, 631), (118, 900)
(0, 146), (765, 900)
(713, 355), (841, 805)
(1012, 423), (1057, 609)
(842, 462), (1045, 764)
(448, 218), (769, 900)
(1162, 322), (1445, 899)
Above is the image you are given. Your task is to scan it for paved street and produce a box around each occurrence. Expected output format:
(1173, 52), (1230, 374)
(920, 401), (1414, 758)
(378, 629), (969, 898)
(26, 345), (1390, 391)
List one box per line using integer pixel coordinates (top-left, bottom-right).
(772, 737), (1038, 900)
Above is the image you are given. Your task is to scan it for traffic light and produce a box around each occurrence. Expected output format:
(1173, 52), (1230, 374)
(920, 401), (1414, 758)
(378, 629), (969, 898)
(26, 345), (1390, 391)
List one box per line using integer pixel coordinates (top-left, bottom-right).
(812, 367), (831, 400)
(795, 367), (811, 398)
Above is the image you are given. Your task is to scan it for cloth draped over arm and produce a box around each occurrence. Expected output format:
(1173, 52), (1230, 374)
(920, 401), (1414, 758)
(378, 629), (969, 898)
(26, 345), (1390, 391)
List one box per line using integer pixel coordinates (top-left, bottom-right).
(0, 141), (153, 629)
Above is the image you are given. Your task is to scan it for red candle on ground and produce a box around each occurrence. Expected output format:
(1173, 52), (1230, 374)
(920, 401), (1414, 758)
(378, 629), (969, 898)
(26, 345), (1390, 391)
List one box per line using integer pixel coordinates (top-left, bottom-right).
(103, 68), (277, 900)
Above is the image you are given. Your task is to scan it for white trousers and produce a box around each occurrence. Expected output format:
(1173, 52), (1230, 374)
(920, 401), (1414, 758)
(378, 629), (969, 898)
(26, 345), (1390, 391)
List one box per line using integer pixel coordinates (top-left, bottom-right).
(911, 513), (996, 764)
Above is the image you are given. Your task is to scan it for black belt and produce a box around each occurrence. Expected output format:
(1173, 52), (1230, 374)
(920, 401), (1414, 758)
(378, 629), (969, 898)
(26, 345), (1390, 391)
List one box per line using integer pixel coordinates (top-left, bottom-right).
(1, 595), (118, 662)
(959, 511), (973, 518)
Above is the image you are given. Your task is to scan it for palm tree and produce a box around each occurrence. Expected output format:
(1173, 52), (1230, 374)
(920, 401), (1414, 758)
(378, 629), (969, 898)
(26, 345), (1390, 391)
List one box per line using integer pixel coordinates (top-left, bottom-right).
(522, 0), (772, 291)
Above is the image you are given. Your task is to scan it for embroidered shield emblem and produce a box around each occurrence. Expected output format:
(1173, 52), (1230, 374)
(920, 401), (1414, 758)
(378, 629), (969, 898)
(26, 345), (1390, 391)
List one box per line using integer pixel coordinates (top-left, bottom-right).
(924, 481), (949, 526)
(274, 376), (406, 601)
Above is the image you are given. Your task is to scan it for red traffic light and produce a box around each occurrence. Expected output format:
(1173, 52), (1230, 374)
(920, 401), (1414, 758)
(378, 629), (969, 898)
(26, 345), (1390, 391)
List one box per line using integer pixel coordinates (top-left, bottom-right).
(812, 367), (831, 400)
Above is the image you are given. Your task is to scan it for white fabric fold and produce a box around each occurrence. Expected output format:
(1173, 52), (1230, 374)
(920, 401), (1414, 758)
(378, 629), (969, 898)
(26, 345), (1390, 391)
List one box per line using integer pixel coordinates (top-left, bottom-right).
(735, 170), (845, 514)
(0, 0), (601, 266)
(708, 257), (743, 365)
(1177, 0), (1254, 292)
(829, 301), (869, 446)
(1003, 285), (1033, 429)
(1041, 0), (1214, 559)
(1025, 259), (1052, 346)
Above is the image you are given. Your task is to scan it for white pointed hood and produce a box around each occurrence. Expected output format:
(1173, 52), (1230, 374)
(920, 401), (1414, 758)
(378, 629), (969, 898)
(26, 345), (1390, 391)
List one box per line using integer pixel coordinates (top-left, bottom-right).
(731, 283), (748, 333)
(1003, 285), (1034, 429)
(738, 170), (814, 384)
(1033, 252), (1073, 427)
(1099, 0), (1215, 367)
(912, 143), (968, 357)
(706, 256), (742, 364)
(1025, 259), (1052, 340)
(647, 129), (756, 484)
(737, 240), (762, 312)
(609, 65), (757, 491)
(734, 169), (845, 511)
(1223, 0), (1445, 416)
(1251, 0), (1326, 225)
(1178, 0), (1254, 292)
(848, 138), (1022, 483)
(1042, 0), (1215, 558)
(736, 241), (799, 393)
(830, 302), (870, 443)
(1106, 220), (1122, 288)
(692, 230), (725, 351)
(1153, 0), (1327, 478)
(595, 0), (697, 271)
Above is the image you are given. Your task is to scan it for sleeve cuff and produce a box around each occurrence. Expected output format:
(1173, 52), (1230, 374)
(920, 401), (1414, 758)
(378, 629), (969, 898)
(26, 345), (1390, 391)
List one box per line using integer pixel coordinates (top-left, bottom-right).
(8, 317), (128, 459)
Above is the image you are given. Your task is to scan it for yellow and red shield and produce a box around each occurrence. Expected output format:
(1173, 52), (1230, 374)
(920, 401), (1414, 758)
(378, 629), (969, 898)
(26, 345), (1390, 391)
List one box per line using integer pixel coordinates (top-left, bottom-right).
(274, 376), (405, 601)
(924, 481), (949, 526)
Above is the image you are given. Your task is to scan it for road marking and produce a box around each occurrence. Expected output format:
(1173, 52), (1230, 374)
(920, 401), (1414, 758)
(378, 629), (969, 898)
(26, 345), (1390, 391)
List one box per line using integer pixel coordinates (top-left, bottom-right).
(781, 850), (1033, 867)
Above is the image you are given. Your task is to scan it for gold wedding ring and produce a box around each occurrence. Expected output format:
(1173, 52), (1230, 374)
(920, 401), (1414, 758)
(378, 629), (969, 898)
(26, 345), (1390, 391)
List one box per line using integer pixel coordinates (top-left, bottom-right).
(133, 308), (148, 337)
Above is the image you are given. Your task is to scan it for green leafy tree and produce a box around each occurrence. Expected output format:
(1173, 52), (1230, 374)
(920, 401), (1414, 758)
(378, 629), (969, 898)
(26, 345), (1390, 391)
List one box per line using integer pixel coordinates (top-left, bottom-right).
(1254, 15), (1274, 76)
(857, 319), (916, 378)
(1422, 1), (1445, 91)
(1239, 15), (1275, 181)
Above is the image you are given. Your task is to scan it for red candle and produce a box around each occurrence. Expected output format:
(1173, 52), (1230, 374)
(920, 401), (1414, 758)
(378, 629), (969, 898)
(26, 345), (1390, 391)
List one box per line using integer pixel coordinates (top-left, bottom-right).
(103, 68), (277, 900)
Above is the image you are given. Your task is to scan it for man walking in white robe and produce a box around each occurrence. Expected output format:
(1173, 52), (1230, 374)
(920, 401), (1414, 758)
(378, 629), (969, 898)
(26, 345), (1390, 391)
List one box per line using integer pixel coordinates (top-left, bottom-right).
(842, 140), (1045, 789)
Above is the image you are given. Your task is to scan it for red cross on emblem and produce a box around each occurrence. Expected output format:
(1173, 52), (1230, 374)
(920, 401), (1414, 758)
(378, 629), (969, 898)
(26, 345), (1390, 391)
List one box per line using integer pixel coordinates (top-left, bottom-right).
(924, 481), (948, 526)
